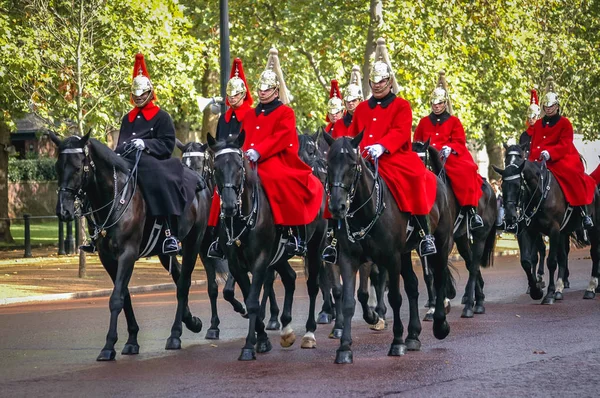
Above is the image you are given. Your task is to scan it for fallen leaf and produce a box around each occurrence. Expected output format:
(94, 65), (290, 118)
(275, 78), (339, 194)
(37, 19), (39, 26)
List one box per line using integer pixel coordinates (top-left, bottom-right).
(515, 314), (521, 318)
(210, 344), (218, 348)
(533, 350), (546, 354)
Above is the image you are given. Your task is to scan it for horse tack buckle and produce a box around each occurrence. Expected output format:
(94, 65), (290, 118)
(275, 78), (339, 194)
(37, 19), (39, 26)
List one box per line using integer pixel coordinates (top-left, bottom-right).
(235, 239), (242, 247)
(101, 229), (107, 237)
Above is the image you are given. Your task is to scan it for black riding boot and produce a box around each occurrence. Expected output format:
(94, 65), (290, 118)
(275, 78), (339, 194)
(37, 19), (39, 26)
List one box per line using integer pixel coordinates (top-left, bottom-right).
(581, 206), (594, 230)
(415, 215), (436, 257)
(467, 206), (484, 230)
(322, 228), (338, 264)
(79, 238), (96, 253)
(162, 215), (180, 255)
(207, 226), (225, 259)
(284, 225), (307, 257)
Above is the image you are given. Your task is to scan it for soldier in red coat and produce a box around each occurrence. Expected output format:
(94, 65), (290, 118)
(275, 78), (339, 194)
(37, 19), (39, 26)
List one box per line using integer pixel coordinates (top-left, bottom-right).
(243, 48), (323, 255)
(528, 77), (595, 229)
(207, 58), (253, 258)
(591, 162), (600, 186)
(325, 80), (344, 136)
(347, 38), (438, 256)
(414, 71), (484, 229)
(331, 65), (363, 139)
(519, 88), (541, 152)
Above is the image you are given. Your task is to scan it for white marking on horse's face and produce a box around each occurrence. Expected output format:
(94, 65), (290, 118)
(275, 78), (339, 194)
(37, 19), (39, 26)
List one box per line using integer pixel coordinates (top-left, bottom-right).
(185, 158), (192, 168)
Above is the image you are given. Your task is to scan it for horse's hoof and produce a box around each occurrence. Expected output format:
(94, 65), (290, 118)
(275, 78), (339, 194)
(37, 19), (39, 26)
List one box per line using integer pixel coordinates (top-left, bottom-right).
(317, 312), (333, 324)
(529, 287), (544, 301)
(423, 311), (434, 322)
(541, 295), (555, 305)
(329, 328), (343, 339)
(583, 290), (596, 300)
(461, 296), (468, 305)
(334, 349), (353, 364)
(444, 299), (452, 315)
(165, 337), (181, 350)
(266, 320), (281, 331)
(280, 326), (296, 348)
(474, 304), (486, 314)
(301, 332), (316, 349)
(369, 317), (386, 331)
(238, 348), (256, 361)
(256, 338), (272, 354)
(184, 316), (203, 333)
(205, 328), (219, 340)
(388, 343), (407, 356)
(96, 349), (116, 361)
(433, 320), (450, 340)
(121, 343), (139, 355)
(554, 291), (564, 301)
(564, 280), (570, 289)
(461, 308), (474, 318)
(406, 339), (421, 351)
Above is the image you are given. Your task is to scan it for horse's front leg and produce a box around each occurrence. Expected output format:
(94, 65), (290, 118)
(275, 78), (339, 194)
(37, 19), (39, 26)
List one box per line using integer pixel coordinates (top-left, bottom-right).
(261, 268), (281, 330)
(329, 263), (344, 339)
(386, 255), (406, 356)
(97, 247), (137, 361)
(302, 233), (323, 349)
(317, 262), (335, 324)
(335, 245), (360, 364)
(554, 234), (569, 301)
(274, 260), (297, 348)
(456, 237), (476, 318)
(356, 261), (379, 326)
(222, 272), (247, 316)
(431, 251), (451, 340)
(584, 227), (600, 299)
(542, 229), (561, 305)
(400, 252), (422, 351)
(517, 230), (544, 300)
(371, 263), (388, 331)
(420, 254), (437, 321)
(199, 250), (222, 339)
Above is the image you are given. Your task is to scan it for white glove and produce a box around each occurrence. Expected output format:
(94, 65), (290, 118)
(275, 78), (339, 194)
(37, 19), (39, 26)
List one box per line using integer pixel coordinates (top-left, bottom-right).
(132, 138), (145, 150)
(366, 144), (385, 159)
(441, 145), (452, 158)
(245, 149), (260, 162)
(540, 150), (550, 161)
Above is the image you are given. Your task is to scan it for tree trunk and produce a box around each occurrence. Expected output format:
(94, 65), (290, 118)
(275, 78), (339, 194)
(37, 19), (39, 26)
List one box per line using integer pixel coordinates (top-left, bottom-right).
(0, 121), (14, 243)
(173, 120), (192, 155)
(361, 0), (383, 97)
(483, 123), (503, 180)
(200, 61), (220, 143)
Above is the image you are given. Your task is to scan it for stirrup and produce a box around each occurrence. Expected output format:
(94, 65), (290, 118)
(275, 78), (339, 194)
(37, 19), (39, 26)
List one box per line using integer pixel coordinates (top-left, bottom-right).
(469, 213), (484, 230)
(419, 235), (436, 257)
(162, 236), (179, 255)
(79, 242), (96, 254)
(284, 234), (307, 256)
(582, 215), (594, 230)
(322, 237), (338, 264)
(208, 240), (225, 259)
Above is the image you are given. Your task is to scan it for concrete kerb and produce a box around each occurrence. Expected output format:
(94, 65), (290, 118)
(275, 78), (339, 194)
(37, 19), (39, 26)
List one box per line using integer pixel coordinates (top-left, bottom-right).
(0, 251), (520, 307)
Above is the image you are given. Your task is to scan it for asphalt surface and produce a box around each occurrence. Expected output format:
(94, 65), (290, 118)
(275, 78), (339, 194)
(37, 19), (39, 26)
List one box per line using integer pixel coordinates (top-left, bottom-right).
(1, 250), (599, 397)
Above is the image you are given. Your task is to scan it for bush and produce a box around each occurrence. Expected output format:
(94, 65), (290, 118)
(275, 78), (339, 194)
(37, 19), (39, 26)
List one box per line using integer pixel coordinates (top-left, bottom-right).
(8, 158), (57, 182)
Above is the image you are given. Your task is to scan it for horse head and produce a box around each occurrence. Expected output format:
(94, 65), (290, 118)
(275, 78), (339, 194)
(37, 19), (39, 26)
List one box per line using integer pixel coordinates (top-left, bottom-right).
(178, 139), (212, 180)
(50, 130), (91, 221)
(503, 142), (528, 167)
(493, 147), (526, 227)
(412, 138), (431, 166)
(299, 129), (328, 184)
(207, 131), (247, 217)
(324, 131), (363, 218)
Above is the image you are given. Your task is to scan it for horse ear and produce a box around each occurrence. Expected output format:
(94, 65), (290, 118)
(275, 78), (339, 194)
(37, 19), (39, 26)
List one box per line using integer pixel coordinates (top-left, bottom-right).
(424, 137), (431, 148)
(235, 130), (246, 148)
(492, 165), (505, 175)
(322, 131), (335, 146)
(175, 138), (186, 151)
(46, 130), (62, 147)
(502, 142), (509, 151)
(351, 130), (364, 148)
(206, 133), (217, 150)
(80, 129), (91, 146)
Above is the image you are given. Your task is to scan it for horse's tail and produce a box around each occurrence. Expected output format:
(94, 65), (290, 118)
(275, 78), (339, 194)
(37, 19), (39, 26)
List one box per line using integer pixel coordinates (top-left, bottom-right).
(427, 146), (444, 175)
(481, 223), (497, 268)
(212, 258), (230, 285)
(445, 260), (457, 300)
(571, 229), (589, 248)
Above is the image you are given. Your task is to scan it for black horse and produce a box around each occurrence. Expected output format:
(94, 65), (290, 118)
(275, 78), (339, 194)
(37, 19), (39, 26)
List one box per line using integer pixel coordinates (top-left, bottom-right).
(493, 144), (600, 303)
(175, 139), (244, 332)
(51, 131), (209, 361)
(413, 140), (497, 318)
(323, 132), (454, 364)
(207, 132), (327, 360)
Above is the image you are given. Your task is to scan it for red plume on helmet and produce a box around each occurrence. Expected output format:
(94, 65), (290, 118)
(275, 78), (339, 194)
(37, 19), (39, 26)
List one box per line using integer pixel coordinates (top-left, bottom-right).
(130, 52), (156, 103)
(530, 89), (539, 105)
(329, 80), (341, 100)
(226, 58), (253, 107)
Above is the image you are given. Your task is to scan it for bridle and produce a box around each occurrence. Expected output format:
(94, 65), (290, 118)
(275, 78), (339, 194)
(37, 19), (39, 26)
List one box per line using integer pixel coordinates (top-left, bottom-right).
(182, 148), (213, 189)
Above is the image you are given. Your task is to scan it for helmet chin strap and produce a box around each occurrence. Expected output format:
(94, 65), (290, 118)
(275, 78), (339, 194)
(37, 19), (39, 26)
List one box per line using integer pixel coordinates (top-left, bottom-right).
(259, 88), (278, 103)
(132, 90), (153, 108)
(229, 93), (245, 108)
(370, 78), (392, 95)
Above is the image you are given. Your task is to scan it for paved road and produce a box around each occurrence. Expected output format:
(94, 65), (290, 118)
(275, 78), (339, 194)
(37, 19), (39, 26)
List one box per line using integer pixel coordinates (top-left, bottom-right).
(1, 250), (599, 397)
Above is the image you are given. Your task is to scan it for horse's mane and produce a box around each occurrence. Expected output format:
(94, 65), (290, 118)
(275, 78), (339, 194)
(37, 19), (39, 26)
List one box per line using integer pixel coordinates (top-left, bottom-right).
(89, 139), (131, 174)
(329, 136), (360, 163)
(427, 146), (444, 175)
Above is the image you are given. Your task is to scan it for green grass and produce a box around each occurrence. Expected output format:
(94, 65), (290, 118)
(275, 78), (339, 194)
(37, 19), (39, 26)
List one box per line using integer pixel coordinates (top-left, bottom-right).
(0, 220), (59, 247)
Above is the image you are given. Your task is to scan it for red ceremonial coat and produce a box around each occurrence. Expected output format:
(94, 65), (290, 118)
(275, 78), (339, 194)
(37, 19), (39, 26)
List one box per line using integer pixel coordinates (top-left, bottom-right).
(591, 163), (600, 186)
(348, 94), (437, 215)
(414, 113), (483, 207)
(209, 102), (253, 226)
(331, 112), (353, 138)
(528, 114), (596, 206)
(243, 101), (323, 225)
(325, 122), (334, 135)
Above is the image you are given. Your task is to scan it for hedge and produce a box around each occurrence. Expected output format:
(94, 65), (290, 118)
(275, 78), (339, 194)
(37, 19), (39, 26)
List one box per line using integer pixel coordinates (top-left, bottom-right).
(8, 158), (57, 182)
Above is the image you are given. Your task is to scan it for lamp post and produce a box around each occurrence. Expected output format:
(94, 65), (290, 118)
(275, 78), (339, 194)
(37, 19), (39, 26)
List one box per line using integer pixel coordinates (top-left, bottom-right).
(219, 0), (230, 113)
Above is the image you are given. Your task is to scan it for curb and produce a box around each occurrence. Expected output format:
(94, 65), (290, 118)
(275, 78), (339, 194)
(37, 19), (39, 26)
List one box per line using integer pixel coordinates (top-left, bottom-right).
(0, 280), (207, 306)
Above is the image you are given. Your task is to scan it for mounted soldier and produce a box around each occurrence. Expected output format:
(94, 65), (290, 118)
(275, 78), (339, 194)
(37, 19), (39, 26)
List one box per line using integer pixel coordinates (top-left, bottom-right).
(346, 38), (438, 256)
(528, 77), (595, 229)
(242, 48), (323, 255)
(80, 52), (197, 254)
(324, 80), (344, 136)
(207, 57), (254, 258)
(331, 65), (363, 139)
(519, 88), (541, 152)
(413, 70), (484, 230)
